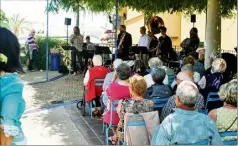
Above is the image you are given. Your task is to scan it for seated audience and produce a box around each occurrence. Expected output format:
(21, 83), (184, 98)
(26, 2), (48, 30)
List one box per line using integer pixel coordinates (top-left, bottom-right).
(181, 64), (200, 83)
(102, 59), (123, 106)
(221, 53), (237, 83)
(198, 58), (227, 101)
(209, 79), (237, 141)
(132, 60), (146, 76)
(154, 81), (222, 145)
(116, 75), (154, 143)
(204, 52), (220, 75)
(161, 71), (204, 121)
(103, 63), (131, 145)
(144, 57), (174, 88)
(189, 51), (205, 77)
(144, 67), (173, 99)
(196, 47), (205, 65)
(84, 55), (110, 112)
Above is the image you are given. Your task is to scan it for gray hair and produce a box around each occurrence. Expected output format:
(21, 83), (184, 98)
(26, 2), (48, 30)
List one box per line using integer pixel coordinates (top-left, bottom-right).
(181, 64), (194, 72)
(148, 57), (163, 69)
(92, 55), (102, 66)
(151, 67), (166, 83)
(116, 63), (131, 80)
(113, 59), (123, 69)
(176, 81), (198, 106)
(211, 58), (227, 73)
(219, 79), (237, 106)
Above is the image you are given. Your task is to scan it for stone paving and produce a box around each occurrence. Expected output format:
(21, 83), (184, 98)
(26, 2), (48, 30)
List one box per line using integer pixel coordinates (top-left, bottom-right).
(22, 72), (84, 110)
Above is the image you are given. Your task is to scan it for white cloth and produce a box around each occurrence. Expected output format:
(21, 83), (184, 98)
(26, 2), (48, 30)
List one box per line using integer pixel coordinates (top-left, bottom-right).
(193, 72), (201, 83)
(70, 34), (84, 51)
(144, 74), (169, 88)
(83, 70), (89, 86)
(138, 34), (151, 49)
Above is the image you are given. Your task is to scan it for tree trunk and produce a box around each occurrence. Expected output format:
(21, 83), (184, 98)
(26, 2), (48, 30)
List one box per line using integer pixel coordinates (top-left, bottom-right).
(205, 0), (221, 69)
(76, 10), (80, 27)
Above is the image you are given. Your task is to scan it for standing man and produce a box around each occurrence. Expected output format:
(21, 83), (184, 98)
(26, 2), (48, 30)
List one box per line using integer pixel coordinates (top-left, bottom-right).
(138, 26), (151, 67)
(180, 27), (200, 55)
(70, 26), (84, 75)
(117, 25), (132, 61)
(25, 29), (39, 71)
(157, 26), (172, 59)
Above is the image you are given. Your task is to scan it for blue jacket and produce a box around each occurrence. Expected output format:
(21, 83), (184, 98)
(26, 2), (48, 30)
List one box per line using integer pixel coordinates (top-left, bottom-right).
(0, 73), (26, 144)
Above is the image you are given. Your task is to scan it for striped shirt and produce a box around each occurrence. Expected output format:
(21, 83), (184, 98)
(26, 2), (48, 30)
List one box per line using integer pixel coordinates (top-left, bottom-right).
(26, 35), (38, 49)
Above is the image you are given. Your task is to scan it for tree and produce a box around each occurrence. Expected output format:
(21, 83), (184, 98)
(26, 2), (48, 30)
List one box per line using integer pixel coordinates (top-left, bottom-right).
(0, 10), (10, 29)
(9, 14), (30, 37)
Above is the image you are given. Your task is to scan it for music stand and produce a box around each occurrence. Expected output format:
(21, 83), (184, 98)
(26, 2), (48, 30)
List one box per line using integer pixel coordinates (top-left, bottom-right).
(131, 46), (148, 54)
(62, 45), (76, 51)
(95, 46), (112, 65)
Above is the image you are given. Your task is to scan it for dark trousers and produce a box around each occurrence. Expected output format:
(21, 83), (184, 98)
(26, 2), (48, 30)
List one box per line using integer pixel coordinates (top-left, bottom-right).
(28, 49), (39, 70)
(71, 50), (83, 72)
(92, 96), (102, 107)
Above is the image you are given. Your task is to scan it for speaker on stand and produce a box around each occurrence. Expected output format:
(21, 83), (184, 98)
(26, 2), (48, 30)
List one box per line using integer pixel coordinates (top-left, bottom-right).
(64, 18), (72, 76)
(191, 14), (196, 27)
(65, 18), (71, 45)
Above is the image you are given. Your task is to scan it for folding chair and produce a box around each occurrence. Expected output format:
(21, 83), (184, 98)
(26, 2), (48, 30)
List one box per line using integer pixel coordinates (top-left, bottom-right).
(152, 97), (170, 110)
(220, 131), (237, 145)
(167, 74), (175, 86)
(105, 100), (120, 145)
(204, 92), (223, 114)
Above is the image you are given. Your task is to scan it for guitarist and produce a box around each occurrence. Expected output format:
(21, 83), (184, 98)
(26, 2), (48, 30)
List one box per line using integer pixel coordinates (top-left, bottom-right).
(117, 25), (132, 60)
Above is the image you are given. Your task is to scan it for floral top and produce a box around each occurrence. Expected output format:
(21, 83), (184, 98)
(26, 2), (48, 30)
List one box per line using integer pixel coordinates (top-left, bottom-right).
(117, 99), (154, 139)
(0, 73), (26, 145)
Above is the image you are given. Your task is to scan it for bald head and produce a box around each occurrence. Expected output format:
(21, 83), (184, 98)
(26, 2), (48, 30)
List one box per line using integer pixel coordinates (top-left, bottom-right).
(176, 71), (193, 85)
(30, 29), (36, 36)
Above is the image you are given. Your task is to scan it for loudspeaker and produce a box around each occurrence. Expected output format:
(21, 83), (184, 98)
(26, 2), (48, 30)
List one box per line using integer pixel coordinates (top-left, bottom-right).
(65, 18), (71, 25)
(191, 15), (196, 23)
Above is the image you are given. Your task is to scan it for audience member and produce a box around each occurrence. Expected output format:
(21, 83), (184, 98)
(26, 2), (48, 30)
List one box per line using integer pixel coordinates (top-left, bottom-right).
(198, 58), (227, 102)
(204, 52), (220, 75)
(116, 75), (154, 142)
(102, 59), (123, 106)
(189, 51), (205, 77)
(161, 71), (204, 121)
(181, 64), (200, 83)
(144, 57), (174, 88)
(209, 79), (237, 141)
(221, 53), (237, 82)
(132, 60), (146, 76)
(84, 55), (110, 113)
(154, 81), (222, 145)
(103, 63), (131, 144)
(144, 67), (173, 99)
(0, 27), (26, 145)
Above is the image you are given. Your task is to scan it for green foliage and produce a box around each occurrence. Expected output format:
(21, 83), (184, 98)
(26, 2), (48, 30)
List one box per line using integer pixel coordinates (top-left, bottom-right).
(0, 10), (10, 28)
(49, 0), (236, 18)
(36, 37), (67, 70)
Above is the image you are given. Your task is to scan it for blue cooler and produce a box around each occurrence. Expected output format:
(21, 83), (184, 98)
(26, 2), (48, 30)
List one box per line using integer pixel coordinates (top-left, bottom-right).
(50, 53), (60, 71)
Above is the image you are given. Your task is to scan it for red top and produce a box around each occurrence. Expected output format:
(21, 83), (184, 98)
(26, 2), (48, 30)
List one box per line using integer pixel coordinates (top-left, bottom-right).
(103, 82), (130, 125)
(85, 66), (110, 102)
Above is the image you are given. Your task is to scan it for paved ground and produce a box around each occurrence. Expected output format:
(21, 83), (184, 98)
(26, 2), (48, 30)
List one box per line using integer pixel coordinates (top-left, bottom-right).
(21, 71), (106, 145)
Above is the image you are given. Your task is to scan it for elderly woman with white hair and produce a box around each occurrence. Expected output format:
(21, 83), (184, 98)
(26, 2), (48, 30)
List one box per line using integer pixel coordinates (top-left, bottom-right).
(144, 57), (174, 88)
(84, 55), (110, 115)
(154, 81), (222, 145)
(209, 79), (237, 141)
(198, 58), (227, 101)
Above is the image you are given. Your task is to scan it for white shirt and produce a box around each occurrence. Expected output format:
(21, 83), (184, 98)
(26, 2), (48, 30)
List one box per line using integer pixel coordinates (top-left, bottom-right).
(138, 34), (151, 49)
(83, 70), (89, 86)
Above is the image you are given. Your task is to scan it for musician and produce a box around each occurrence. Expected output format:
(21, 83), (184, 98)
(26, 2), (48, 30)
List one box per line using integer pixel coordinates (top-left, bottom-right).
(148, 31), (158, 57)
(117, 25), (132, 60)
(156, 26), (172, 58)
(138, 26), (151, 67)
(180, 27), (200, 55)
(70, 26), (84, 74)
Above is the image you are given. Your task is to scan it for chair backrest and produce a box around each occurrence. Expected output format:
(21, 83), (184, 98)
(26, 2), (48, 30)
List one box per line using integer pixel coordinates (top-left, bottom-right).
(205, 92), (222, 111)
(152, 97), (170, 110)
(151, 126), (210, 145)
(94, 78), (105, 87)
(167, 74), (175, 86)
(219, 131), (237, 145)
(109, 99), (120, 125)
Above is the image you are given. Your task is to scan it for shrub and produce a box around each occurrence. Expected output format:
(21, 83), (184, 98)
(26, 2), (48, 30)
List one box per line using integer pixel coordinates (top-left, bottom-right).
(36, 37), (67, 70)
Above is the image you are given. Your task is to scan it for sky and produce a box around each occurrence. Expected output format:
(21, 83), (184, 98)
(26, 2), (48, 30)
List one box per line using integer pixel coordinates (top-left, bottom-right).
(1, 0), (113, 43)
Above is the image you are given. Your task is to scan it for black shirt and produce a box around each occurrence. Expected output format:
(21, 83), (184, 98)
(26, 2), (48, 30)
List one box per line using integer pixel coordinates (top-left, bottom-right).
(158, 35), (172, 56)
